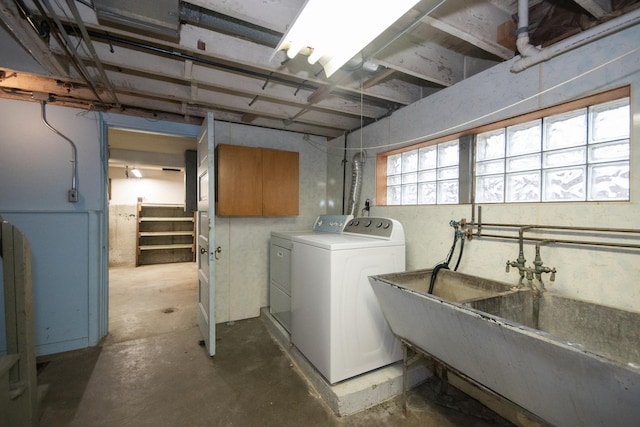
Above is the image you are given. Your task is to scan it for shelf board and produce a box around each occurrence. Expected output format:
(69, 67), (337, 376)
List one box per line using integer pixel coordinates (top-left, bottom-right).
(138, 244), (195, 251)
(139, 203), (186, 208)
(139, 231), (194, 237)
(139, 217), (194, 222)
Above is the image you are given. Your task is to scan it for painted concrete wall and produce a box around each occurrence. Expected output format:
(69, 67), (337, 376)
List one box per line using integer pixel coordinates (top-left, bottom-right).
(108, 166), (187, 266)
(0, 99), (105, 355)
(330, 24), (640, 312)
(213, 121), (328, 322)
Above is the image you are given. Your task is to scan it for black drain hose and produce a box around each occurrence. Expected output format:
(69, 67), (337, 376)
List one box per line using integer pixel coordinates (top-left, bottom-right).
(428, 262), (449, 294)
(428, 222), (465, 294)
(453, 236), (465, 271)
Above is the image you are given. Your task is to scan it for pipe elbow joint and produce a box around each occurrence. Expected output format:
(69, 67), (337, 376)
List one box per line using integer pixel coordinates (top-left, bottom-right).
(516, 35), (541, 57)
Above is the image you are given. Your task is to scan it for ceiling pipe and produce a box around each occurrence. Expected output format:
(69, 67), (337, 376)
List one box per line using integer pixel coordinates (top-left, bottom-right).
(511, 2), (640, 73)
(13, 0), (48, 37)
(179, 2), (281, 48)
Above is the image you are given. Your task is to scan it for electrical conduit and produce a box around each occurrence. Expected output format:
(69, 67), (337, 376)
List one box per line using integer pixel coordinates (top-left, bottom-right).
(40, 100), (79, 202)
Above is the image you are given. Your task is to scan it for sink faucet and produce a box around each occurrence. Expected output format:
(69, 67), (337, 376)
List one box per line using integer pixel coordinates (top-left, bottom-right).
(506, 237), (557, 293)
(532, 243), (556, 285)
(506, 227), (529, 287)
(505, 251), (527, 287)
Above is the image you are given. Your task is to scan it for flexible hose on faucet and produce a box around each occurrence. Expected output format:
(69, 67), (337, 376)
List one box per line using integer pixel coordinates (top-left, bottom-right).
(428, 223), (465, 294)
(453, 236), (465, 271)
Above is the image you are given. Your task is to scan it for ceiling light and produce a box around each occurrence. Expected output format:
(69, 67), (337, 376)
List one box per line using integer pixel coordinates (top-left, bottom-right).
(274, 0), (420, 77)
(131, 168), (142, 178)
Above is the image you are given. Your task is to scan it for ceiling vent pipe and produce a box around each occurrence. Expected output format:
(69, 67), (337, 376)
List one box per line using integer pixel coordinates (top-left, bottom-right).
(346, 151), (366, 216)
(512, 1), (640, 73)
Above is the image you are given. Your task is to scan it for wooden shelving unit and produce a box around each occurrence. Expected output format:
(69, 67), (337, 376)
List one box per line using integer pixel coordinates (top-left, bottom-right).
(136, 203), (195, 266)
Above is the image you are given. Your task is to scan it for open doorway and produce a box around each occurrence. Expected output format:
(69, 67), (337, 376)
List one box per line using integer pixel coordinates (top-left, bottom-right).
(105, 126), (199, 345)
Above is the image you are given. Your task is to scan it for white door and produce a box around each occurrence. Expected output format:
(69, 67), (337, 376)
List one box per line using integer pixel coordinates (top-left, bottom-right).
(197, 112), (216, 356)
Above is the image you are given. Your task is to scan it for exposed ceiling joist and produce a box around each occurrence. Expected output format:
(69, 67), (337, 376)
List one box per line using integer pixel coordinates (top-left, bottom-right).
(0, 0), (636, 138)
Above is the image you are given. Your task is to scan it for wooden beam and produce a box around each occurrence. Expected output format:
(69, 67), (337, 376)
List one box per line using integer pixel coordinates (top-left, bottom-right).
(572, 0), (612, 19)
(362, 68), (396, 90)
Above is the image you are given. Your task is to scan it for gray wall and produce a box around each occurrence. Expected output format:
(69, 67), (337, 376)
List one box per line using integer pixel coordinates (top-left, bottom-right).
(0, 100), (106, 355)
(212, 122), (328, 322)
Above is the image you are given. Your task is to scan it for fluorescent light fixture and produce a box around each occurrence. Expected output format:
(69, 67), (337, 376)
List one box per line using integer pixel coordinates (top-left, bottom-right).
(274, 0), (420, 77)
(131, 168), (142, 178)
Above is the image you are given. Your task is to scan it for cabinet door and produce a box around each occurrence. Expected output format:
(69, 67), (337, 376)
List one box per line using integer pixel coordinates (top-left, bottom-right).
(262, 148), (299, 216)
(216, 144), (262, 216)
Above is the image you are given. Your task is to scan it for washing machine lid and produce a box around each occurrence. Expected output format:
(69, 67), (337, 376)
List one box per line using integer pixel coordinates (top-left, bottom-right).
(271, 215), (353, 240)
(271, 230), (317, 240)
(291, 232), (404, 250)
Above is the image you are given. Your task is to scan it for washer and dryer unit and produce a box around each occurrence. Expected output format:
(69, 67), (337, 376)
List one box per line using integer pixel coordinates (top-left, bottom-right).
(290, 217), (406, 384)
(269, 215), (352, 333)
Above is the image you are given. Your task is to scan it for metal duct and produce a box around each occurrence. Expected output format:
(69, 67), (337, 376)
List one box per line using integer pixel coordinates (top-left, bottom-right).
(94, 0), (180, 40)
(346, 151), (366, 216)
(179, 2), (281, 48)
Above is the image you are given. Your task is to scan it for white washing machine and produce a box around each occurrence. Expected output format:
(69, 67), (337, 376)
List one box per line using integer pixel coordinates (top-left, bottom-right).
(269, 215), (352, 332)
(291, 217), (405, 384)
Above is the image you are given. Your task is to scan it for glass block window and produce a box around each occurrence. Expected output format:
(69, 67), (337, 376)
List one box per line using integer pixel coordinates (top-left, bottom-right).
(386, 139), (459, 205)
(475, 97), (630, 203)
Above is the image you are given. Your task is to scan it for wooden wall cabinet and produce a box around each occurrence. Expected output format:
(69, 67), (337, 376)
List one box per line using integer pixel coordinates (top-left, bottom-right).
(216, 144), (299, 217)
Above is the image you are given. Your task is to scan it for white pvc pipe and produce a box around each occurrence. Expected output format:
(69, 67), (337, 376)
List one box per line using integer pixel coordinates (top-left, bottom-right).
(512, 5), (640, 72)
(518, 0), (528, 30)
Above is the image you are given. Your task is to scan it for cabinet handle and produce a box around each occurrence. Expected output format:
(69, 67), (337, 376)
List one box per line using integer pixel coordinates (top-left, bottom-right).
(277, 251), (283, 257)
(200, 247), (207, 255)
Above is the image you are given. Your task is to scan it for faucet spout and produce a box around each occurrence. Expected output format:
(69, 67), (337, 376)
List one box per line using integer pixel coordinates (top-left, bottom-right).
(532, 243), (557, 285)
(506, 239), (556, 292)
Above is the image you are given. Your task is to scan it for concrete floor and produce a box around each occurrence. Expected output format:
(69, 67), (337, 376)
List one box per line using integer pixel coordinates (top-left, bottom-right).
(36, 262), (513, 426)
